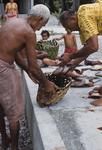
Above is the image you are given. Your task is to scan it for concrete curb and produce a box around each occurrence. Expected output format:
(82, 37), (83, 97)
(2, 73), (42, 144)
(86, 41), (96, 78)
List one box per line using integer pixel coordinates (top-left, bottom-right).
(24, 72), (66, 150)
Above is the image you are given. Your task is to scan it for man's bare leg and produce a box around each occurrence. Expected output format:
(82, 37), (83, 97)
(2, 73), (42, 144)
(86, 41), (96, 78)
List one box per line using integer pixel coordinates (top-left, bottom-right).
(9, 121), (20, 150)
(0, 112), (11, 149)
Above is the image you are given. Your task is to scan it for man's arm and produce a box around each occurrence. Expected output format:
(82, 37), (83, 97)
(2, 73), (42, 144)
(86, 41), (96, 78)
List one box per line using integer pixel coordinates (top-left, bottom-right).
(68, 57), (87, 70)
(61, 35), (98, 65)
(15, 50), (39, 83)
(25, 31), (49, 85)
(70, 35), (98, 60)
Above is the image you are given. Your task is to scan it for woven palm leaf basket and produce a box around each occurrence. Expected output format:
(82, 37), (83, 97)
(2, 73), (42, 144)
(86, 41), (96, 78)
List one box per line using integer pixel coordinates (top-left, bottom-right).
(36, 39), (59, 59)
(37, 73), (72, 107)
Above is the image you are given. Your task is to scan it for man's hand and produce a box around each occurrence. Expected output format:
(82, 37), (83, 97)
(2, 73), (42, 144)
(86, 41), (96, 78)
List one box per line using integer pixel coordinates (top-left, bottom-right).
(37, 80), (59, 107)
(59, 53), (71, 66)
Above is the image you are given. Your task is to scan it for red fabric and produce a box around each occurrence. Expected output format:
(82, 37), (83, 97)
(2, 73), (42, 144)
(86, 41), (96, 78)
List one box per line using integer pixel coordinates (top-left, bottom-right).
(64, 48), (77, 53)
(7, 15), (16, 18)
(7, 13), (17, 18)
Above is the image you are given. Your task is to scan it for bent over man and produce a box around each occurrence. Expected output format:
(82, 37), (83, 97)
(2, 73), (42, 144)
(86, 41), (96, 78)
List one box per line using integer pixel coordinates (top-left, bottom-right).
(0, 4), (57, 150)
(59, 0), (102, 106)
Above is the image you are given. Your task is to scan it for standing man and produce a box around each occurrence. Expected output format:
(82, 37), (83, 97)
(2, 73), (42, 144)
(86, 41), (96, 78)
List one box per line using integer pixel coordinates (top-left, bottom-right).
(5, 0), (18, 19)
(59, 1), (102, 105)
(0, 4), (57, 150)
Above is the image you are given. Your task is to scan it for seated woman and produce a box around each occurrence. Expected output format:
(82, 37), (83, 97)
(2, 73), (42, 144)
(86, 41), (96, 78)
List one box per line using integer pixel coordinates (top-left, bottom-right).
(36, 30), (59, 65)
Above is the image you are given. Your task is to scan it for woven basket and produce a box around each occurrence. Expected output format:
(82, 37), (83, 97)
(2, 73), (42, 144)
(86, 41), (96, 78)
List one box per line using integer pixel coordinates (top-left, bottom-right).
(36, 39), (59, 59)
(37, 73), (72, 107)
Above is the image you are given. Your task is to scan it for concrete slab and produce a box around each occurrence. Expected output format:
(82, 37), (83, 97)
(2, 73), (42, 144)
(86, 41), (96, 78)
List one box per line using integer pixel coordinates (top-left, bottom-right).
(24, 65), (102, 150)
(24, 72), (66, 150)
(24, 33), (102, 150)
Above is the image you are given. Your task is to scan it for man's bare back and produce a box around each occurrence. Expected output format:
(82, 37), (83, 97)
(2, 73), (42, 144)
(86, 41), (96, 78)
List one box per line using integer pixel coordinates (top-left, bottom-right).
(63, 33), (77, 49)
(0, 14), (57, 100)
(0, 18), (34, 64)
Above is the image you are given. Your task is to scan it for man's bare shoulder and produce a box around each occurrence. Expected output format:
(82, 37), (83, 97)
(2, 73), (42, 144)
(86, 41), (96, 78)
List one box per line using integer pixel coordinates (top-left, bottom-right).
(5, 18), (26, 27)
(4, 18), (33, 33)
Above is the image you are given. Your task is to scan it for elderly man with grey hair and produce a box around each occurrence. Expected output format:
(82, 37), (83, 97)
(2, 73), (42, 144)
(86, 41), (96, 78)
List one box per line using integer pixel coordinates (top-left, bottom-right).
(0, 4), (58, 150)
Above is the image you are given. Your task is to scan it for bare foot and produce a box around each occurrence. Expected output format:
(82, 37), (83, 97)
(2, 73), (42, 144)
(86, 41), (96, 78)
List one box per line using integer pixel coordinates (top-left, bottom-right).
(90, 98), (102, 106)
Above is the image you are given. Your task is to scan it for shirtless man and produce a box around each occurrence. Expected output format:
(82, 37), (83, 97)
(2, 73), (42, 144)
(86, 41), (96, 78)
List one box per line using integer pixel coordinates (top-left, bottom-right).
(0, 4), (57, 150)
(56, 29), (77, 56)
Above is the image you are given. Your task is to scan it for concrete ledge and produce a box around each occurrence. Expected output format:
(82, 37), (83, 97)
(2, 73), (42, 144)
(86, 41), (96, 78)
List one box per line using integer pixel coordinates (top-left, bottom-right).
(22, 35), (102, 150)
(23, 72), (66, 150)
(23, 63), (102, 150)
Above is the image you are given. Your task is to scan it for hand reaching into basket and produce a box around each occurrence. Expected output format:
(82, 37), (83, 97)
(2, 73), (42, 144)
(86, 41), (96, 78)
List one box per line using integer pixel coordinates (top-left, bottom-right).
(37, 73), (72, 107)
(59, 53), (72, 66)
(53, 57), (85, 76)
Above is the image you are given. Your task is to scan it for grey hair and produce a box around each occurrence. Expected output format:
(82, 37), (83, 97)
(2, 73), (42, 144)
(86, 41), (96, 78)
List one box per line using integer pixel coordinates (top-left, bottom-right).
(29, 4), (50, 21)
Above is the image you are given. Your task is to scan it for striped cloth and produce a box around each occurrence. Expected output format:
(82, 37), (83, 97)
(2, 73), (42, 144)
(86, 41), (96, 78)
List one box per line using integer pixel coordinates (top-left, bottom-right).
(0, 59), (24, 123)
